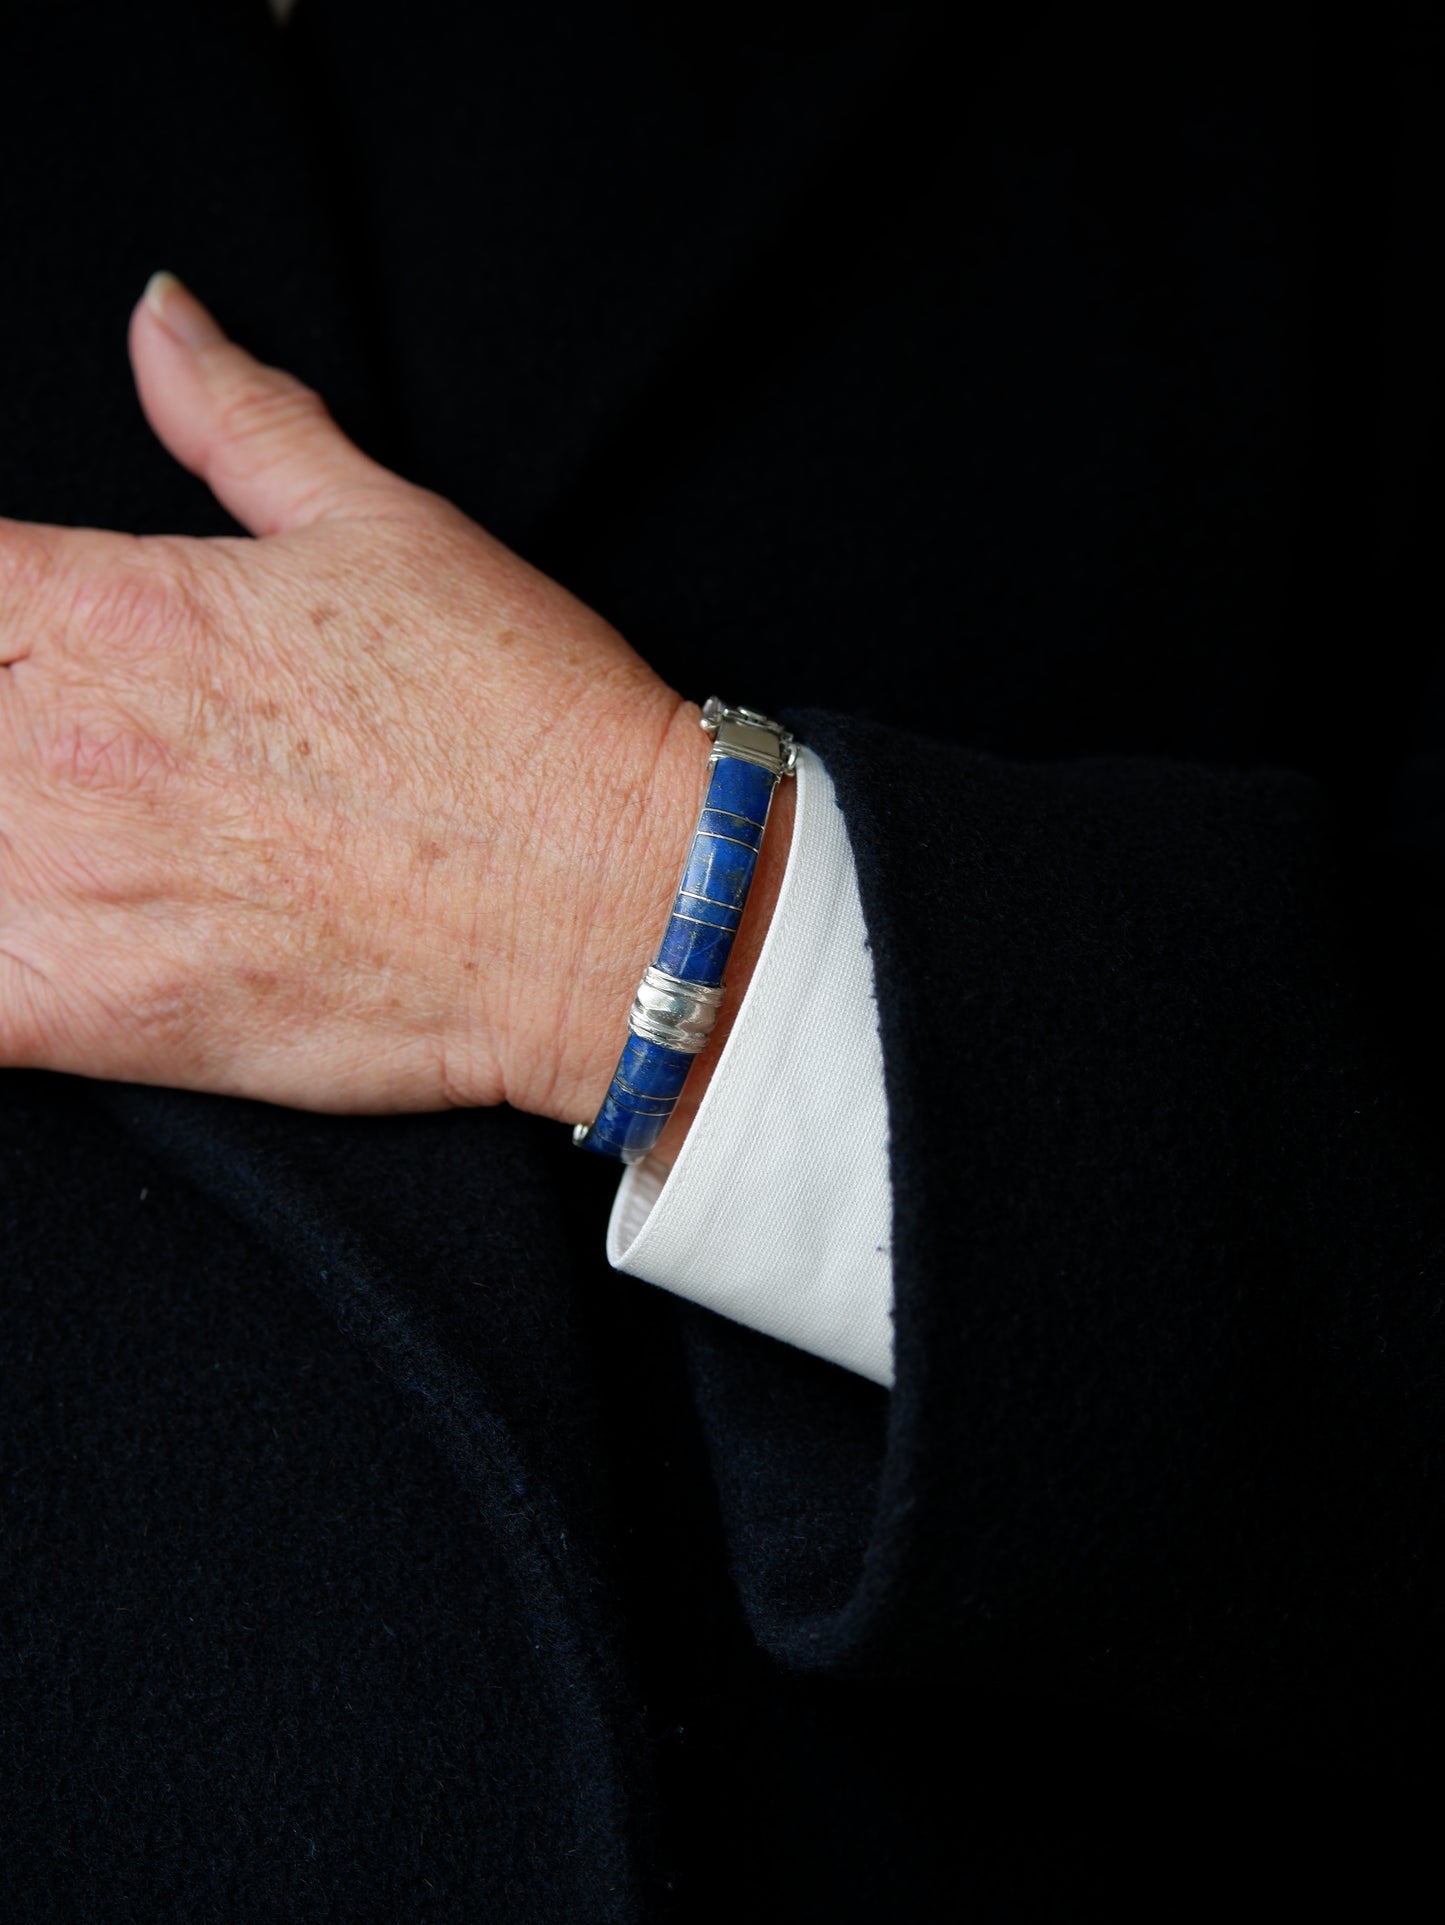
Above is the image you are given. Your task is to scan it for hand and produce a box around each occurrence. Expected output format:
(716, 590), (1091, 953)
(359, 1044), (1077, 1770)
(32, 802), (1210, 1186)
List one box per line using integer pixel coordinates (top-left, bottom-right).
(0, 273), (790, 1141)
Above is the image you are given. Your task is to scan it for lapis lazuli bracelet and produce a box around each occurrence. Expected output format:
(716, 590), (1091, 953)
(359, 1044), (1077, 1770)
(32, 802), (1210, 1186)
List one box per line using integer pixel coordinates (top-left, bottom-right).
(572, 698), (797, 1164)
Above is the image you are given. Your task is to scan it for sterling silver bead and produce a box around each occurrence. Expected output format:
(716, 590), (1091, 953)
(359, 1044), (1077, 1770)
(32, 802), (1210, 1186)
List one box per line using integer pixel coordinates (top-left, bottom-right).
(627, 965), (726, 1055)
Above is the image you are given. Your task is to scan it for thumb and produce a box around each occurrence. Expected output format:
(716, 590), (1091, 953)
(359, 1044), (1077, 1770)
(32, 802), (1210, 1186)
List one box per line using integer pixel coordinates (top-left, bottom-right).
(129, 272), (402, 537)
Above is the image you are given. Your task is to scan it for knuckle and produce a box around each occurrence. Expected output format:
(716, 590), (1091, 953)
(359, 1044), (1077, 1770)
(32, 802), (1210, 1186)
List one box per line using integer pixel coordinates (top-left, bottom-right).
(38, 710), (180, 804)
(0, 526), (58, 663)
(212, 373), (326, 474)
(0, 525), (54, 602)
(66, 542), (196, 658)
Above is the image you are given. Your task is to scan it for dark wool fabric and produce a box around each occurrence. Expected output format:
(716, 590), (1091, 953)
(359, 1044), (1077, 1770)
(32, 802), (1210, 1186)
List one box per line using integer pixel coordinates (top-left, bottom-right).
(3, 1), (1444, 1917)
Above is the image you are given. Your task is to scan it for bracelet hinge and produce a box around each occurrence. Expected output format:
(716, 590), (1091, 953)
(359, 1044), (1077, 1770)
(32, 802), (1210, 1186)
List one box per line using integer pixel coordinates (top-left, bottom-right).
(700, 698), (797, 777)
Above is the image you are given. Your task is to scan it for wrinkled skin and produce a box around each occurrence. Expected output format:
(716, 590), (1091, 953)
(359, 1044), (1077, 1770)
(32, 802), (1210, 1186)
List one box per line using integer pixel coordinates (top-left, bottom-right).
(0, 275), (759, 1146)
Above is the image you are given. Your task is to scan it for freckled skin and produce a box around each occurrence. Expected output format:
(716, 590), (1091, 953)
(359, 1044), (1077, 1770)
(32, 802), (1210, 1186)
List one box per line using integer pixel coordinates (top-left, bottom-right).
(0, 277), (791, 1142)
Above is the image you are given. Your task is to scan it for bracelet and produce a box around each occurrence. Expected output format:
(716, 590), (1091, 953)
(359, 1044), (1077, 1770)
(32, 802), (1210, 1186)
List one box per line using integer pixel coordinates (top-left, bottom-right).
(572, 697), (798, 1164)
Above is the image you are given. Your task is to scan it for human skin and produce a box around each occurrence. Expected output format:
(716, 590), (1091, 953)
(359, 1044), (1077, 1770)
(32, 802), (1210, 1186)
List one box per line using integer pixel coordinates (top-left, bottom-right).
(0, 274), (792, 1164)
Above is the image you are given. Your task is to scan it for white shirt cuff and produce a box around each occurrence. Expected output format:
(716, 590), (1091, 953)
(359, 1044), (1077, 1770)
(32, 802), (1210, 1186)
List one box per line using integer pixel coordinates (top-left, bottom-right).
(606, 743), (895, 1387)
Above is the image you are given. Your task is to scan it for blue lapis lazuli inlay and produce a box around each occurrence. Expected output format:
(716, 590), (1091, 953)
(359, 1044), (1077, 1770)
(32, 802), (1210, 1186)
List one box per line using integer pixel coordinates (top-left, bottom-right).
(651, 756), (775, 988)
(578, 742), (783, 1161)
(655, 913), (734, 986)
(677, 841), (747, 927)
(706, 757), (774, 825)
(616, 1033), (692, 1101)
(697, 807), (762, 850)
(579, 1035), (695, 1161)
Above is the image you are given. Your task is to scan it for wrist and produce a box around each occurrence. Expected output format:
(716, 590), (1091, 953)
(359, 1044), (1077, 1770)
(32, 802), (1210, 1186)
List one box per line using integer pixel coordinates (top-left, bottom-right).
(503, 687), (702, 1126)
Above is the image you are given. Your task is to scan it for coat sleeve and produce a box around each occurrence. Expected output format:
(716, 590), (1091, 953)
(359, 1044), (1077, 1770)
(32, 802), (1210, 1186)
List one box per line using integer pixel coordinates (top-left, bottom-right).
(680, 704), (1445, 1762)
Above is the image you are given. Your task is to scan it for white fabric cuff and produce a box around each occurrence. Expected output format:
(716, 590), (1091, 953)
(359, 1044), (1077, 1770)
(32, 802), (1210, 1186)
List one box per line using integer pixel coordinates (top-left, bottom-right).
(606, 743), (895, 1387)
